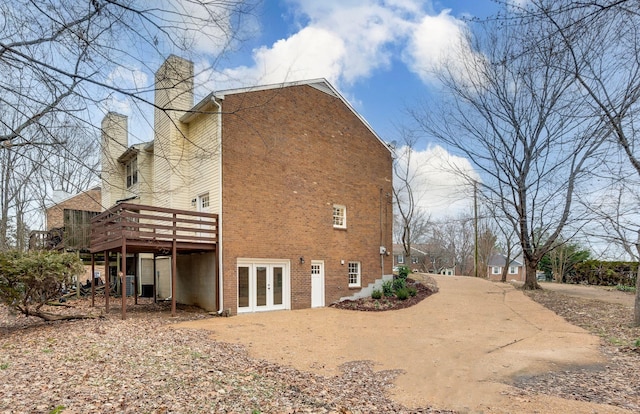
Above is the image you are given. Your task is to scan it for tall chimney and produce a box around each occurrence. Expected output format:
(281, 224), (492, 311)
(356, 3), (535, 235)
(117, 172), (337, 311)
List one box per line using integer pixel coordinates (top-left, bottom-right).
(153, 55), (194, 208)
(101, 112), (128, 208)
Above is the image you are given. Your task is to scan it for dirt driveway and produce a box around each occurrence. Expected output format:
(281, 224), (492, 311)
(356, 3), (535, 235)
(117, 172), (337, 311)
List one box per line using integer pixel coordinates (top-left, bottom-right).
(179, 275), (632, 413)
(535, 281), (635, 307)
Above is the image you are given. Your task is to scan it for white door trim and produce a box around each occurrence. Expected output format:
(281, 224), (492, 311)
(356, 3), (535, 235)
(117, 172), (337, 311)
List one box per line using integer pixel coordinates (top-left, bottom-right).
(237, 258), (290, 313)
(311, 260), (325, 308)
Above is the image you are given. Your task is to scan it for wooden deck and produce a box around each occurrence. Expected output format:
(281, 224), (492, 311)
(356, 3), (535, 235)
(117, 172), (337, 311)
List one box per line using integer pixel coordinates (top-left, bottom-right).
(89, 203), (219, 319)
(90, 203), (218, 254)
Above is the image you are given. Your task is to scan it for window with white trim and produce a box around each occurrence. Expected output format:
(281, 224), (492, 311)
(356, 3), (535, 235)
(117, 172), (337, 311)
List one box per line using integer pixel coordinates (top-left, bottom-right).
(348, 261), (360, 287)
(333, 204), (346, 229)
(200, 194), (210, 209)
(492, 266), (501, 274)
(126, 158), (138, 188)
(509, 266), (517, 274)
(396, 255), (404, 264)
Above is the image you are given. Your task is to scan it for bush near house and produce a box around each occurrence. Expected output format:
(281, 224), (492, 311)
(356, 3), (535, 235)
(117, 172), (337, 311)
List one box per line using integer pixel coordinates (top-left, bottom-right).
(0, 250), (87, 321)
(570, 260), (637, 287)
(397, 265), (411, 279)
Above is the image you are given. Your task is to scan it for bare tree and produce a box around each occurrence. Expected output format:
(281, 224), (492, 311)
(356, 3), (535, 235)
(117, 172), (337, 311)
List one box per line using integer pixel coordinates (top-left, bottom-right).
(520, 0), (640, 322)
(392, 130), (428, 266)
(412, 16), (606, 289)
(0, 0), (254, 247)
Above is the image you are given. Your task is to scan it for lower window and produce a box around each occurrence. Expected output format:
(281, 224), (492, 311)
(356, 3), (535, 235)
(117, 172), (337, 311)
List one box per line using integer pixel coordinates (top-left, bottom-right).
(348, 261), (361, 287)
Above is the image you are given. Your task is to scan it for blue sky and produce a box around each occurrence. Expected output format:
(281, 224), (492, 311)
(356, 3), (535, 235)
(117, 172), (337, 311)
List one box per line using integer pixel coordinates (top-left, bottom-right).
(210, 0), (499, 143)
(108, 0), (504, 217)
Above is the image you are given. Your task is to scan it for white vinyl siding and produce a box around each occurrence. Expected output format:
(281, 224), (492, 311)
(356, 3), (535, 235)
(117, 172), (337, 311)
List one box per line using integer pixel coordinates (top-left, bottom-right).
(187, 114), (221, 214)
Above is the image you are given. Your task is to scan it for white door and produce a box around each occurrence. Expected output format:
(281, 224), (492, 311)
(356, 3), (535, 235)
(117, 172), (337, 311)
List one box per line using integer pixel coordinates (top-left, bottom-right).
(197, 193), (210, 238)
(238, 260), (289, 313)
(311, 260), (325, 308)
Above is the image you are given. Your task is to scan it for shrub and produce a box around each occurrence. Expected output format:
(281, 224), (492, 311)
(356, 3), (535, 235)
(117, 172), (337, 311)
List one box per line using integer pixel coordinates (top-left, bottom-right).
(0, 250), (84, 320)
(382, 280), (394, 297)
(615, 284), (636, 293)
(395, 288), (409, 300)
(571, 260), (637, 286)
(393, 277), (406, 291)
(397, 265), (411, 280)
(371, 289), (382, 299)
(408, 286), (417, 297)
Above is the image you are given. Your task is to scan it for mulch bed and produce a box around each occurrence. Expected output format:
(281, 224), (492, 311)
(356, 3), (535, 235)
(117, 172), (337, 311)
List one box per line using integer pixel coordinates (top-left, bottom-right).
(330, 278), (437, 311)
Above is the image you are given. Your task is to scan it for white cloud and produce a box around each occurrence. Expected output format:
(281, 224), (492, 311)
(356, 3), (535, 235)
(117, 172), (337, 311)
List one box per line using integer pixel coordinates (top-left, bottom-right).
(403, 10), (476, 85)
(151, 0), (236, 56)
(195, 0), (483, 94)
(101, 95), (132, 116)
(217, 26), (347, 88)
(395, 144), (480, 218)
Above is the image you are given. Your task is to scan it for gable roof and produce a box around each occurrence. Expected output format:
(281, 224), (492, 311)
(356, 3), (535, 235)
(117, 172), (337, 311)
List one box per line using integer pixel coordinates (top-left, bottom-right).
(488, 254), (523, 267)
(180, 79), (391, 153)
(392, 244), (428, 256)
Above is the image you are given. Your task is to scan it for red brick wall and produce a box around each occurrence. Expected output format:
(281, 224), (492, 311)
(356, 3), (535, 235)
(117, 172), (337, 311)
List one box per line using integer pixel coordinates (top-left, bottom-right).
(46, 188), (102, 230)
(221, 85), (393, 313)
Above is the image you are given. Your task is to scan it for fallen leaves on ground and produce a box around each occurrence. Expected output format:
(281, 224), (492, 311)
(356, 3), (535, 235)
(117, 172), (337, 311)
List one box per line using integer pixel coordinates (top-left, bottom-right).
(516, 288), (640, 411)
(0, 297), (454, 414)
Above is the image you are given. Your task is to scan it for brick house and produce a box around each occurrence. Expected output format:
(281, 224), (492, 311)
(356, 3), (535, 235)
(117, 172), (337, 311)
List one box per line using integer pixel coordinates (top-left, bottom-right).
(29, 187), (102, 251)
(94, 55), (393, 315)
(487, 254), (524, 281)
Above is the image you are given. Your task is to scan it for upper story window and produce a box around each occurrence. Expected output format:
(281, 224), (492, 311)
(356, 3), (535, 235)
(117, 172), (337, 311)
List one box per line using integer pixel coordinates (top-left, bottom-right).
(126, 158), (138, 188)
(348, 261), (360, 287)
(200, 194), (210, 209)
(333, 204), (346, 229)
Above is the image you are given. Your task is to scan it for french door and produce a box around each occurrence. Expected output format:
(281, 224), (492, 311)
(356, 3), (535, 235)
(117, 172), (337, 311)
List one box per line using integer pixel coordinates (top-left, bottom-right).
(237, 260), (289, 313)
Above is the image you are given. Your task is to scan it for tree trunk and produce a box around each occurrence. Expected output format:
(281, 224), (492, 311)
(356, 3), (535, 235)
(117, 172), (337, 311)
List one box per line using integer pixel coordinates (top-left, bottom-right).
(522, 260), (541, 290)
(20, 307), (103, 322)
(635, 262), (640, 327)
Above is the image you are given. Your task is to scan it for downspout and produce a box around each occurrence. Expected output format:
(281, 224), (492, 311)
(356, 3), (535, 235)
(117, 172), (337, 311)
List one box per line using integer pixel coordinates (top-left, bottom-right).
(213, 97), (225, 315)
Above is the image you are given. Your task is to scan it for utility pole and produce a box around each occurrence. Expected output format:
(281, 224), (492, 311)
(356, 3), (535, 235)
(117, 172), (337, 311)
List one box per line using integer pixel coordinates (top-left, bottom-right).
(474, 181), (478, 278)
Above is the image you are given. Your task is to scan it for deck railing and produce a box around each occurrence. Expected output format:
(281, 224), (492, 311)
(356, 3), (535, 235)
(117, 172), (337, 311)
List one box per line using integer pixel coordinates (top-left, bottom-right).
(90, 203), (218, 253)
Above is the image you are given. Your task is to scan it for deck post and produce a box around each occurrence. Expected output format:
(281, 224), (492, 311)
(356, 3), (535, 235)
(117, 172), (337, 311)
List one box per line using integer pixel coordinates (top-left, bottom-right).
(121, 240), (127, 320)
(105, 252), (110, 313)
(171, 213), (177, 317)
(153, 253), (157, 304)
(91, 254), (95, 307)
(134, 252), (138, 305)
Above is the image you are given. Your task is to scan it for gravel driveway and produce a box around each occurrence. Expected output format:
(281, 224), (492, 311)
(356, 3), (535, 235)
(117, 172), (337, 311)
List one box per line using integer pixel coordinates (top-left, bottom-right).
(180, 275), (632, 413)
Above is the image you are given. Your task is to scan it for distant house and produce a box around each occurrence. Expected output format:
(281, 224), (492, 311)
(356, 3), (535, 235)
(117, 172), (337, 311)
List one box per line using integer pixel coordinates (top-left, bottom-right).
(30, 187), (102, 251)
(439, 266), (455, 276)
(92, 55), (393, 316)
(487, 254), (524, 281)
(392, 244), (429, 272)
(29, 187), (103, 285)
